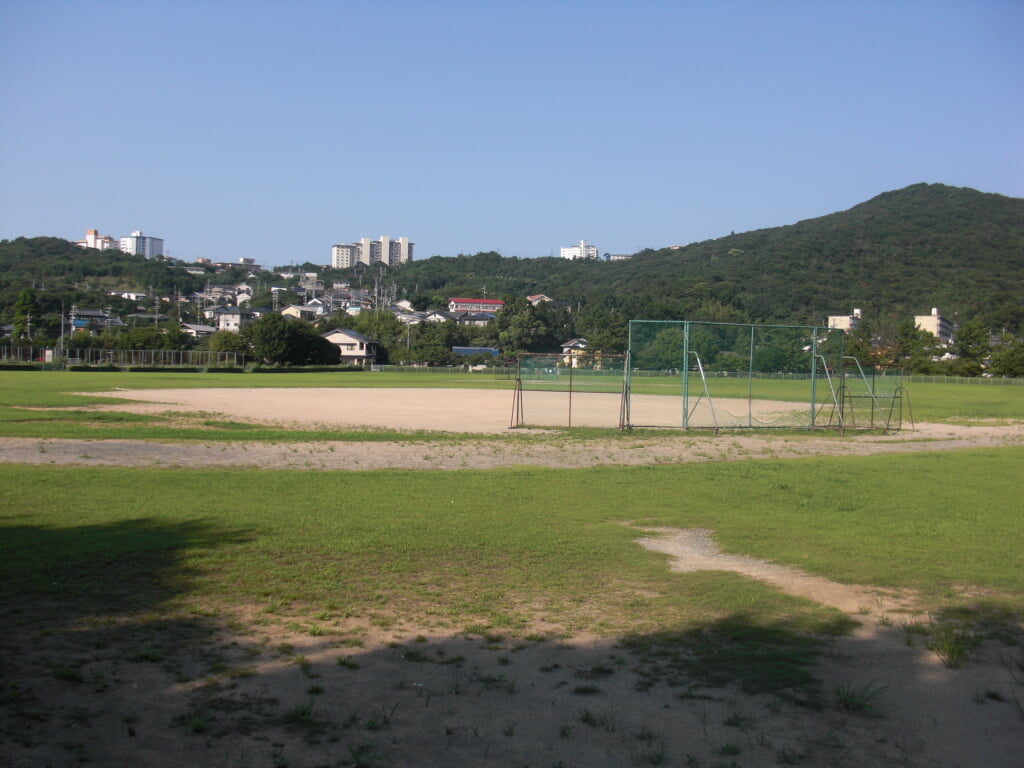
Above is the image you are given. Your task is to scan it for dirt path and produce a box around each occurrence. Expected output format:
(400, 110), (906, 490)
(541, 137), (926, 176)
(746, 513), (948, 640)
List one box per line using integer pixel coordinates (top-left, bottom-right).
(634, 526), (913, 614)
(2, 420), (1021, 470)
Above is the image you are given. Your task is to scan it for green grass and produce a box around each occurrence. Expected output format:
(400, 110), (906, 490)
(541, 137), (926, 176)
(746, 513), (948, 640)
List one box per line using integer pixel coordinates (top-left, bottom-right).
(2, 448), (1021, 633)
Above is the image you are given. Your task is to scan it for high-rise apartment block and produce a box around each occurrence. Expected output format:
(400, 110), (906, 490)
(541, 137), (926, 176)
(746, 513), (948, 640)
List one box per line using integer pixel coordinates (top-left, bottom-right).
(561, 239), (598, 260)
(331, 236), (414, 269)
(120, 230), (164, 258)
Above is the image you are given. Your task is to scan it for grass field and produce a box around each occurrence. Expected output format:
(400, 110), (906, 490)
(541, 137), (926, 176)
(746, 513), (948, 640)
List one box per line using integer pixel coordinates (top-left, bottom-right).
(3, 449), (1023, 633)
(2, 367), (1022, 629)
(2, 370), (1023, 767)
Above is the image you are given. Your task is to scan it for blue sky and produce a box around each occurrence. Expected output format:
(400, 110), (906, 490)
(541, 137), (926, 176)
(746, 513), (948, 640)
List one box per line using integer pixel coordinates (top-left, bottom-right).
(1, 1), (1021, 267)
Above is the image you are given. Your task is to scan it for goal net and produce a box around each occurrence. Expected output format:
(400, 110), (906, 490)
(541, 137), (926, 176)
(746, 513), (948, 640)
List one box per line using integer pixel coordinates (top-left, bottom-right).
(510, 352), (626, 429)
(625, 320), (856, 430)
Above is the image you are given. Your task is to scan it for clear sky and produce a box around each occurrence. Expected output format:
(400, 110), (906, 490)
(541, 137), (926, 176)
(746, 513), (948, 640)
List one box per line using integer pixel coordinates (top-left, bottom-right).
(1, 0), (1021, 266)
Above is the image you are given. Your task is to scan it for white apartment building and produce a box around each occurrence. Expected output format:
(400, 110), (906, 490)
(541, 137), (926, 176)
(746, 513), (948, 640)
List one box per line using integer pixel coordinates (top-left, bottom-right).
(331, 236), (414, 268)
(561, 239), (598, 260)
(75, 229), (119, 250)
(120, 230), (164, 258)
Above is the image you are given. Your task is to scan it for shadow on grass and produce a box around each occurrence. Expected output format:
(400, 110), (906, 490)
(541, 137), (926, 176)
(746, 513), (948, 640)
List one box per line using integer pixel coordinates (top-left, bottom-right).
(621, 613), (858, 708)
(0, 516), (251, 763)
(0, 516), (247, 614)
(1, 517), (1022, 766)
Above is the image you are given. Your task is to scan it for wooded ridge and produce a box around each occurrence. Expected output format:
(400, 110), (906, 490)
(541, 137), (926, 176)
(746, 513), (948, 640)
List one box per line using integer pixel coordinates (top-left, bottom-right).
(2, 183), (1022, 332)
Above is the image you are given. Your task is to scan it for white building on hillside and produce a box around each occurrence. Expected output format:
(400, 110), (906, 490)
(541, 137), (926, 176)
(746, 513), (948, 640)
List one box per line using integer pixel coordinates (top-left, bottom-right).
(75, 229), (119, 250)
(827, 308), (862, 332)
(561, 239), (598, 260)
(120, 230), (164, 258)
(915, 307), (954, 344)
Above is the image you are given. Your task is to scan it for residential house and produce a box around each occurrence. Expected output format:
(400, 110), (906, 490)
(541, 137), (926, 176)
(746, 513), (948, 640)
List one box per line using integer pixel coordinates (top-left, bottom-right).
(454, 312), (496, 327)
(560, 338), (588, 367)
(180, 323), (217, 339)
(321, 329), (377, 367)
(423, 310), (458, 323)
(68, 307), (126, 335)
(448, 297), (505, 313)
(394, 311), (426, 325)
(205, 306), (250, 333)
(280, 304), (323, 322)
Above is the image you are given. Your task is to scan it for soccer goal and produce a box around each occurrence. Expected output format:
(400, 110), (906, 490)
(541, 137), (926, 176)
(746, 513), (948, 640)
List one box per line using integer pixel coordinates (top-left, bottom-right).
(509, 352), (627, 429)
(623, 319), (905, 431)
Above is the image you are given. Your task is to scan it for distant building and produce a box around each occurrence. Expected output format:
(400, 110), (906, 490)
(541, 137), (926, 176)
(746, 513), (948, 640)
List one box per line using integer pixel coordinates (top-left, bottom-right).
(331, 236), (414, 268)
(915, 307), (954, 343)
(561, 239), (598, 260)
(330, 243), (360, 269)
(560, 338), (588, 367)
(827, 308), (862, 332)
(207, 306), (250, 333)
(280, 304), (323, 321)
(606, 253), (632, 261)
(75, 229), (119, 250)
(180, 322), (217, 339)
(67, 306), (126, 334)
(448, 297), (505, 313)
(120, 230), (164, 259)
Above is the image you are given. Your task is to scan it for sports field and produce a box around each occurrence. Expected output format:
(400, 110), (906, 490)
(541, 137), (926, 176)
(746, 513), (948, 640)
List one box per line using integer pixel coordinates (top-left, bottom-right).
(92, 385), (809, 432)
(1, 371), (1022, 767)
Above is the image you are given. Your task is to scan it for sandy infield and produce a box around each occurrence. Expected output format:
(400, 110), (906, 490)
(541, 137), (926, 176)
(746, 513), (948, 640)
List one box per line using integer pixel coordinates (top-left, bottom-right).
(94, 386), (814, 432)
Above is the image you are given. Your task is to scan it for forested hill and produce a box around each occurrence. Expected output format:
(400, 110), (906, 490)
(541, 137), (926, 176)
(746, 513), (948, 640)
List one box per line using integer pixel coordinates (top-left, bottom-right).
(2, 183), (1022, 330)
(635, 183), (1024, 327)
(390, 183), (1024, 328)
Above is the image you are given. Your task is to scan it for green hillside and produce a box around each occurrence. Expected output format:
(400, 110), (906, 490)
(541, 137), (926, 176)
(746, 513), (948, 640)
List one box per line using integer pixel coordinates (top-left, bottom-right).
(386, 183), (1024, 328)
(3, 183), (1023, 333)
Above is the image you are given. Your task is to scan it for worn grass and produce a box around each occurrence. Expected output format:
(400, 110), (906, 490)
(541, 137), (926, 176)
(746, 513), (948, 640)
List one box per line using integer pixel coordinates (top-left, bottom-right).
(3, 448), (1021, 634)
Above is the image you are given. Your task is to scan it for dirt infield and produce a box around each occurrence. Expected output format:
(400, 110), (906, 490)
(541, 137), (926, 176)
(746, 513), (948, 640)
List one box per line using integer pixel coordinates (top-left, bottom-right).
(93, 386), (810, 432)
(1, 386), (1021, 472)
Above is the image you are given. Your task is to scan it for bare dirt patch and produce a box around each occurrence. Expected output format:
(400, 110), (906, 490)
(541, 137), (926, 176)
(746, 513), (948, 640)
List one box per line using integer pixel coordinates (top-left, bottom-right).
(3, 386), (1022, 471)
